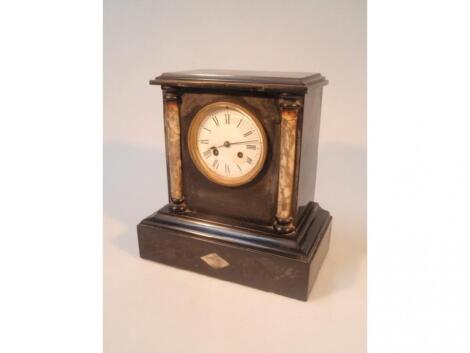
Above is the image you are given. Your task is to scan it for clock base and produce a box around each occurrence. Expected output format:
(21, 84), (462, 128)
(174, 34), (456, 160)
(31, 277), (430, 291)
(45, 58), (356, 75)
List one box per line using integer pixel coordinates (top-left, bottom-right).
(137, 202), (332, 301)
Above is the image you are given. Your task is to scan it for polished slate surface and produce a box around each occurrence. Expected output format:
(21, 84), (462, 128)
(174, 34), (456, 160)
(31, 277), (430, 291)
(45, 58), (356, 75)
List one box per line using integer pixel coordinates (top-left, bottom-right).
(137, 202), (332, 301)
(160, 69), (319, 79)
(151, 69), (327, 93)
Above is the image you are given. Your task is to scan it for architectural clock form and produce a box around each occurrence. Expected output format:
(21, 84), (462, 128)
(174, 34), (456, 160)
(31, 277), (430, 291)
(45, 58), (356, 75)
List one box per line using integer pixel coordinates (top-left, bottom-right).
(137, 70), (332, 301)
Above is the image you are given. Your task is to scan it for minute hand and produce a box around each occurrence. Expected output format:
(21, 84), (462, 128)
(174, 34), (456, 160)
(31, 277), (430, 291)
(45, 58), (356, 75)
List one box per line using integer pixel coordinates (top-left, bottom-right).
(226, 140), (259, 146)
(209, 140), (259, 149)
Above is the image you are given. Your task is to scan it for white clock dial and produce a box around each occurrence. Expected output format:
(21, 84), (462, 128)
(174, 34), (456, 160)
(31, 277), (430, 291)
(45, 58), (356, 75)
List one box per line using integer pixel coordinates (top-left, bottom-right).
(188, 102), (267, 187)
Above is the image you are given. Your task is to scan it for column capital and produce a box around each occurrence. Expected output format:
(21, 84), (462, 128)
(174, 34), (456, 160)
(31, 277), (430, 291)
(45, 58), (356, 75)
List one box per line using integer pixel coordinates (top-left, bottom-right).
(162, 86), (180, 102)
(278, 94), (303, 112)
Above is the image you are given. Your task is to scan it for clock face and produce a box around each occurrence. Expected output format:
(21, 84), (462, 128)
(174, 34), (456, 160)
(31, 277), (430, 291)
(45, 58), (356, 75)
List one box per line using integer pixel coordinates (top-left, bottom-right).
(188, 102), (268, 187)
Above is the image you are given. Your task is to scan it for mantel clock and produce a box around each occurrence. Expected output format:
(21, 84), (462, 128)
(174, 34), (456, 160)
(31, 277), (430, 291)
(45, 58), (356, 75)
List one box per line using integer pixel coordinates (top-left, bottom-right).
(137, 69), (332, 301)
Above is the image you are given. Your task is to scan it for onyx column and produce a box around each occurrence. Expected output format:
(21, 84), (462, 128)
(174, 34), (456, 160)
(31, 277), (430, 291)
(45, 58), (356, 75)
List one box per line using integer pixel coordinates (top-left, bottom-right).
(274, 97), (302, 234)
(162, 87), (186, 212)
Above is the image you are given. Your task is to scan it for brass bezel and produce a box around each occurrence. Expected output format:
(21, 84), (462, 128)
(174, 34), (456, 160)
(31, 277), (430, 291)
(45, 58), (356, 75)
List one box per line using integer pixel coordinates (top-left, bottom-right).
(188, 102), (268, 187)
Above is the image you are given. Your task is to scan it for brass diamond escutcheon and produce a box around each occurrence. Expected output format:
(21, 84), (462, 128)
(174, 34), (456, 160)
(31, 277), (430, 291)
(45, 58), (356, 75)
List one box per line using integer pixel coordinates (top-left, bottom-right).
(200, 253), (230, 269)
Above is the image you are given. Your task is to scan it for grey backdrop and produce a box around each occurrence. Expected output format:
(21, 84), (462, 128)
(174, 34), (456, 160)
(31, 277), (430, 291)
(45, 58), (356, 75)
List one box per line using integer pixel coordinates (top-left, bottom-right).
(104, 1), (366, 352)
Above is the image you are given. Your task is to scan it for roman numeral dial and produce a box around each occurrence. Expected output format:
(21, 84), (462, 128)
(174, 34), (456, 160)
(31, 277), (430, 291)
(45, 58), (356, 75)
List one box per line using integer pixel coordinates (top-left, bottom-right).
(188, 102), (268, 187)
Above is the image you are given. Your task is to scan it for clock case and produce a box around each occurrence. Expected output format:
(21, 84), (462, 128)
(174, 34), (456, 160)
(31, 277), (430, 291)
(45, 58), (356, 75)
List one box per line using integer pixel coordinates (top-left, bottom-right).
(138, 70), (331, 301)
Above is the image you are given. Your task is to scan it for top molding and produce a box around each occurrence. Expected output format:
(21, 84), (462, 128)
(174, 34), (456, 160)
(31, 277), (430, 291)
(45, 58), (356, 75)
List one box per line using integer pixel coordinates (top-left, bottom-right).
(150, 69), (328, 94)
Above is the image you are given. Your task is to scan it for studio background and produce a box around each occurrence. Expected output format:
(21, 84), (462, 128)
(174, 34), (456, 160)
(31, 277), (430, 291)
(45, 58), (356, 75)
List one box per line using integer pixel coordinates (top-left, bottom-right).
(104, 0), (366, 352)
